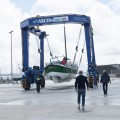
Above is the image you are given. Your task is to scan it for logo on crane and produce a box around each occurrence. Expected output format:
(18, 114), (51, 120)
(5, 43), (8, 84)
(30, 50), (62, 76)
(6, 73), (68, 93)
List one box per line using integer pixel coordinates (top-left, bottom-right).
(33, 16), (69, 24)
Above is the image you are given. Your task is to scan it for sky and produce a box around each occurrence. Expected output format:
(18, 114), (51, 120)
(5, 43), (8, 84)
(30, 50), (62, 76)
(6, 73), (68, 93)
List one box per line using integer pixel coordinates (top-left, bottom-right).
(0, 0), (120, 74)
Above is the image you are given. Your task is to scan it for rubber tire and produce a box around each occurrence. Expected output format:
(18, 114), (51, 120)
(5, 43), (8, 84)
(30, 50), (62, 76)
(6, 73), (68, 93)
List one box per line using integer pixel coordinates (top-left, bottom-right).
(24, 79), (31, 90)
(41, 78), (45, 88)
(25, 84), (31, 90)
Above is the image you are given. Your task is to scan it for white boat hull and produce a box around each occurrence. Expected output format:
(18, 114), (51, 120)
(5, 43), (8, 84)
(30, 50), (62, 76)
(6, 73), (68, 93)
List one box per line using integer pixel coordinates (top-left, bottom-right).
(46, 72), (77, 83)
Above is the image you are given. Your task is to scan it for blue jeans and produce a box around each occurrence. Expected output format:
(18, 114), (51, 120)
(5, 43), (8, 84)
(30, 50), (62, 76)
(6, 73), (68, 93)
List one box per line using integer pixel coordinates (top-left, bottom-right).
(77, 89), (86, 106)
(103, 83), (108, 94)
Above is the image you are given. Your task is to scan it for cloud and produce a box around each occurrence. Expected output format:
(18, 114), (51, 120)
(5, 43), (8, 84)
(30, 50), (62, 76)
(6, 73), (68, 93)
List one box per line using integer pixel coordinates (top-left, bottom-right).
(108, 0), (120, 15)
(0, 0), (23, 73)
(32, 0), (96, 15)
(31, 0), (120, 66)
(87, 2), (120, 65)
(0, 0), (120, 74)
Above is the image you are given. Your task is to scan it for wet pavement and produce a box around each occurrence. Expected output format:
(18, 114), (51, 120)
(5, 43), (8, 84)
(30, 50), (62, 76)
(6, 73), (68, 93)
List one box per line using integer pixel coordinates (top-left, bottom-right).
(0, 78), (120, 120)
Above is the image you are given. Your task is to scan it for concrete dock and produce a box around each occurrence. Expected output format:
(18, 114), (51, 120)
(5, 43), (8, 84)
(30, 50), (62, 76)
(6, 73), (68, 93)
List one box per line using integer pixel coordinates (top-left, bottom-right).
(0, 79), (120, 120)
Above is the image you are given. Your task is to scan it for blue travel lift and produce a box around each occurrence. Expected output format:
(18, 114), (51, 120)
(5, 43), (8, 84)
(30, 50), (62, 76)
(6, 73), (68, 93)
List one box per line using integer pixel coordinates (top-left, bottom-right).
(20, 14), (98, 90)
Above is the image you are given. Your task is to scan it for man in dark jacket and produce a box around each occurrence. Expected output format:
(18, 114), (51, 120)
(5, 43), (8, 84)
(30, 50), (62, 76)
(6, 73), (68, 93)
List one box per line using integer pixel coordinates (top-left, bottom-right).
(75, 70), (89, 110)
(35, 75), (43, 93)
(100, 70), (111, 95)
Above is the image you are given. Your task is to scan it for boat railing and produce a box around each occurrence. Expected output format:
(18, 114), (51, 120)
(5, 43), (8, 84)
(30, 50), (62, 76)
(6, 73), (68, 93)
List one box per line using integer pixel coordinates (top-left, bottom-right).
(46, 60), (78, 70)
(64, 63), (78, 70)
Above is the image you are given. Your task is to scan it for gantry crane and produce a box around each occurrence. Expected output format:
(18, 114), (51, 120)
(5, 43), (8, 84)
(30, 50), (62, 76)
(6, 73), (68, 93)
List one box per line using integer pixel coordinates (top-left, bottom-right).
(20, 14), (98, 90)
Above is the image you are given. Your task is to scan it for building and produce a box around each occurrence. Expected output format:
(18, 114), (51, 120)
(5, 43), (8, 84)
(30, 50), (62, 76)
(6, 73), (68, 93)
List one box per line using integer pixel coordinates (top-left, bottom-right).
(97, 64), (120, 78)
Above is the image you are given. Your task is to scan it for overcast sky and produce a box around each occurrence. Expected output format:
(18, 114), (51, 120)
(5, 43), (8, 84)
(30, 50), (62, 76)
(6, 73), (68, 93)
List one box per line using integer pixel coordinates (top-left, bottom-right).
(0, 0), (120, 74)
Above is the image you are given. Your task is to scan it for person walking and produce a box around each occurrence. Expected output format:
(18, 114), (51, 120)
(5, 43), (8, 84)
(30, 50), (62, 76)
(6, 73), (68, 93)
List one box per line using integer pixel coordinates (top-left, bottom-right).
(35, 75), (42, 93)
(75, 70), (89, 110)
(100, 70), (111, 95)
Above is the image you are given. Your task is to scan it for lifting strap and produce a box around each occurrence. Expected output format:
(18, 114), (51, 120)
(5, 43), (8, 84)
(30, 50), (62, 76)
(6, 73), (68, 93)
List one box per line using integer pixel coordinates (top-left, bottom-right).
(34, 36), (41, 64)
(35, 36), (41, 53)
(72, 26), (83, 64)
(78, 40), (85, 69)
(65, 26), (83, 80)
(46, 37), (53, 58)
(35, 34), (53, 58)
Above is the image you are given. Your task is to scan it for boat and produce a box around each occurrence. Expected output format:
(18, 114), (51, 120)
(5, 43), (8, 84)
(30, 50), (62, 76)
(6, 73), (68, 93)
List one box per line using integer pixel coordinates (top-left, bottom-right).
(45, 57), (78, 83)
(44, 24), (79, 83)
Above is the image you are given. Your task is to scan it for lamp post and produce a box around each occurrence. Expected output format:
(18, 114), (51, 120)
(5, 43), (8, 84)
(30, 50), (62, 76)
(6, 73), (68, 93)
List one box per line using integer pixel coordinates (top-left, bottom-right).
(9, 30), (13, 81)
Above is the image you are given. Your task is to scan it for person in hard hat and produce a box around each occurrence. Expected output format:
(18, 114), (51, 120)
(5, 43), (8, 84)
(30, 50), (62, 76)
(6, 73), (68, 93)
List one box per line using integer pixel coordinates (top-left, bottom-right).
(75, 70), (89, 111)
(100, 70), (111, 95)
(35, 74), (42, 93)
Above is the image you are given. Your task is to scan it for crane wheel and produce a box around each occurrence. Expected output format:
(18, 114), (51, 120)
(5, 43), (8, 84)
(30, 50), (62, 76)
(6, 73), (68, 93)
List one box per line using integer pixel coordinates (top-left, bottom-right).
(25, 84), (31, 90)
(41, 78), (45, 88)
(23, 78), (31, 90)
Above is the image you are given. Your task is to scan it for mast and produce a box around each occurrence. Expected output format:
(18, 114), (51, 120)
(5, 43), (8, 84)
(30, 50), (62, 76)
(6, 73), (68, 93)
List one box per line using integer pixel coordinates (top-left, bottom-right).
(64, 24), (67, 59)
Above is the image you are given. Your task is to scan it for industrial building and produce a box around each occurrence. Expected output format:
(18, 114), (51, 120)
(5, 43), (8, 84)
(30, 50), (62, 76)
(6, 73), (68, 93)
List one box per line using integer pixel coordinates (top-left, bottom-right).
(97, 64), (120, 77)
